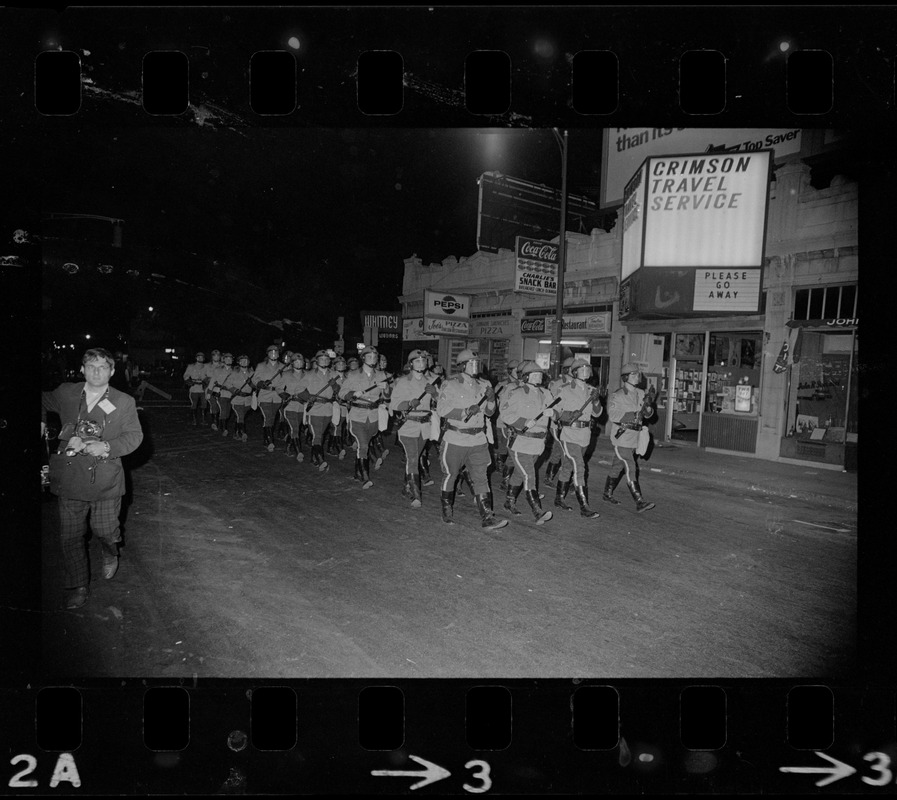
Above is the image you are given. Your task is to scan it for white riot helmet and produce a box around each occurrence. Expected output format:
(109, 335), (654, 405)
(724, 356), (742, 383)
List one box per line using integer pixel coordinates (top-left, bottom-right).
(408, 349), (428, 373)
(456, 348), (480, 376)
(570, 357), (592, 381)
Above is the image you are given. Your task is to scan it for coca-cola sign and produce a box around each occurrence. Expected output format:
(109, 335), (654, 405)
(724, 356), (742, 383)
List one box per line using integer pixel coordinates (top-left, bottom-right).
(520, 318), (546, 334)
(518, 240), (558, 262)
(515, 236), (559, 297)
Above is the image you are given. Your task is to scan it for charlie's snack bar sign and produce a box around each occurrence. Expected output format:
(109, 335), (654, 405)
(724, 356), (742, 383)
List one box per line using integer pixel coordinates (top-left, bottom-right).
(514, 236), (558, 296)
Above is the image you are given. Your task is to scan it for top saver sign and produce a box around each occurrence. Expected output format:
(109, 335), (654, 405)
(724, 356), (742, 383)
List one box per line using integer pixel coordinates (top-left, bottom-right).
(641, 150), (772, 269)
(424, 290), (470, 319)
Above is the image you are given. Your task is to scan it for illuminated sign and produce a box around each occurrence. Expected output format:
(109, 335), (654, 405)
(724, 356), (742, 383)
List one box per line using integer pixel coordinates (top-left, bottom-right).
(641, 151), (772, 269)
(424, 290), (471, 319)
(423, 316), (470, 336)
(514, 236), (558, 296)
(601, 127), (801, 208)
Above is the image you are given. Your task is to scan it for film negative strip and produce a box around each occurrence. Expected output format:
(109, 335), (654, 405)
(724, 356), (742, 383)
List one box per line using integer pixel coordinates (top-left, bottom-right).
(5, 4), (896, 796)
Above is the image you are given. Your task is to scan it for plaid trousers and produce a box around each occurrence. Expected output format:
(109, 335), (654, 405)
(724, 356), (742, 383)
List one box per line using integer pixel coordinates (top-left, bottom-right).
(57, 496), (122, 589)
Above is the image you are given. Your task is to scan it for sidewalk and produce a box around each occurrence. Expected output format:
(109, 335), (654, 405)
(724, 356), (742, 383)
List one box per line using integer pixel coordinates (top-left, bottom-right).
(628, 438), (857, 509)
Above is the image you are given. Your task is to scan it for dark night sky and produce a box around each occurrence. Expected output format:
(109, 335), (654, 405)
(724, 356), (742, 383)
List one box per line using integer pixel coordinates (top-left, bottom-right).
(6, 6), (621, 349)
(4, 5), (891, 352)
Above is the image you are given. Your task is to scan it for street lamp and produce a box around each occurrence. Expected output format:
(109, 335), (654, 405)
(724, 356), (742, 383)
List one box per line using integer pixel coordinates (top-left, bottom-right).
(550, 128), (569, 380)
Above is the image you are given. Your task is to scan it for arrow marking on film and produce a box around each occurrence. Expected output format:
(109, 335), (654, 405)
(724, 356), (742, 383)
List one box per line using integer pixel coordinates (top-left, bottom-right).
(371, 755), (451, 790)
(780, 751), (856, 787)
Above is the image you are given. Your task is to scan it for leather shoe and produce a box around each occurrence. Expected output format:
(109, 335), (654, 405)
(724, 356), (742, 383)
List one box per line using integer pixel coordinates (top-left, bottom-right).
(102, 557), (119, 580)
(65, 586), (89, 610)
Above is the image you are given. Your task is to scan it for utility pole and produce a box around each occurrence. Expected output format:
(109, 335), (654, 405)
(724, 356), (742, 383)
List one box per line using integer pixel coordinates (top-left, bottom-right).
(550, 129), (568, 380)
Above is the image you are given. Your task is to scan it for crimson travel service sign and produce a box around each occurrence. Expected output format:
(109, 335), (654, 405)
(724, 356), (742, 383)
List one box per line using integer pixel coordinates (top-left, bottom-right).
(515, 236), (558, 296)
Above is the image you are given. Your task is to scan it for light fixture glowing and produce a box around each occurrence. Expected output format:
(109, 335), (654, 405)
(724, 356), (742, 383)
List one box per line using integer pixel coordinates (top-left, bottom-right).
(539, 339), (590, 347)
(287, 36), (301, 50)
(148, 306), (154, 312)
(85, 334), (91, 340)
(779, 40), (791, 53)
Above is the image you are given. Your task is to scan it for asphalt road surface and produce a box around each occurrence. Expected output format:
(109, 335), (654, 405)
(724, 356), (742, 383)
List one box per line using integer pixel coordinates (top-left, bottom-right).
(41, 405), (856, 679)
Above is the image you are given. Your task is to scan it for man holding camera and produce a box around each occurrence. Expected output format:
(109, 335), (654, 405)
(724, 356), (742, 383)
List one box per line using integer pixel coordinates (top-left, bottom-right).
(41, 348), (144, 610)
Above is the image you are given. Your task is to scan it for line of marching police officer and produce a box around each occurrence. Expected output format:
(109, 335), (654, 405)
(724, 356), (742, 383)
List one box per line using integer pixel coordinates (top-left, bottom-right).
(183, 344), (656, 530)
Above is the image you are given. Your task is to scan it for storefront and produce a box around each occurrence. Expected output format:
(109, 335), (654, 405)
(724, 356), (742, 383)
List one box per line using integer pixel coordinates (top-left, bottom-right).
(777, 286), (858, 469)
(520, 308), (613, 387)
(625, 319), (766, 452)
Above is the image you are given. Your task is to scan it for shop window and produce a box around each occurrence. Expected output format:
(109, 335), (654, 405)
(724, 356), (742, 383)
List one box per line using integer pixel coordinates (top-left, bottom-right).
(793, 284), (857, 321)
(808, 289), (824, 320)
(782, 331), (857, 467)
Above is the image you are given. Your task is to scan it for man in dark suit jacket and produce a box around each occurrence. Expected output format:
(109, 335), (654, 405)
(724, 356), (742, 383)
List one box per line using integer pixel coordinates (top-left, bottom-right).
(41, 347), (144, 609)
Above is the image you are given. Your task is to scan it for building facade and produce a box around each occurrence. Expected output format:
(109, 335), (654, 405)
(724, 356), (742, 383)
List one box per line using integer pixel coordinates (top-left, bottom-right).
(399, 130), (858, 470)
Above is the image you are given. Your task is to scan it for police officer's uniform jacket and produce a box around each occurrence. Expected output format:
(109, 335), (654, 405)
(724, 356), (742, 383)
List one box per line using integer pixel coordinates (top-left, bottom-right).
(389, 371), (438, 438)
(251, 360), (287, 405)
(436, 373), (494, 447)
(299, 367), (340, 419)
(498, 383), (555, 455)
(339, 368), (390, 423)
(183, 362), (207, 394)
(608, 383), (648, 449)
(554, 380), (602, 447)
(273, 368), (307, 415)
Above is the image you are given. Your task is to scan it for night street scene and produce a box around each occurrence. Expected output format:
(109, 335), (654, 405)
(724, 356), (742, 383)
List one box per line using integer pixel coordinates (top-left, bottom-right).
(4, 5), (895, 795)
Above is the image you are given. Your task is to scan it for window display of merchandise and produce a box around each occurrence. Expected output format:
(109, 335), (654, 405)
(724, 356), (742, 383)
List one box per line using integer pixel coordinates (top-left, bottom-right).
(784, 332), (857, 444)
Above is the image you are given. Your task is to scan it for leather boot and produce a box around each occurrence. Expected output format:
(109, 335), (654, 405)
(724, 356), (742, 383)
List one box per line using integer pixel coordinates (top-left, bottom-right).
(554, 479), (573, 511)
(402, 473), (413, 500)
(504, 483), (523, 516)
(190, 408), (198, 427)
(499, 459), (513, 492)
(440, 490), (455, 524)
(240, 423), (248, 443)
(221, 416), (230, 437)
(603, 473), (623, 504)
(629, 480), (656, 512)
(317, 445), (329, 472)
(544, 459), (560, 488)
(370, 437), (382, 470)
(361, 457), (373, 489)
(354, 458), (363, 481)
(475, 493), (509, 530)
(337, 430), (347, 460)
(286, 437), (296, 456)
(525, 489), (552, 525)
(210, 413), (219, 431)
(456, 466), (473, 498)
(200, 408), (207, 426)
(575, 485), (600, 519)
(410, 474), (422, 509)
(265, 427), (275, 452)
(419, 451), (434, 486)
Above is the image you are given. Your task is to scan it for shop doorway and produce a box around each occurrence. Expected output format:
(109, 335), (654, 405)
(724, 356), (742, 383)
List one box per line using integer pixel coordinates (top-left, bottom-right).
(670, 333), (706, 444)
